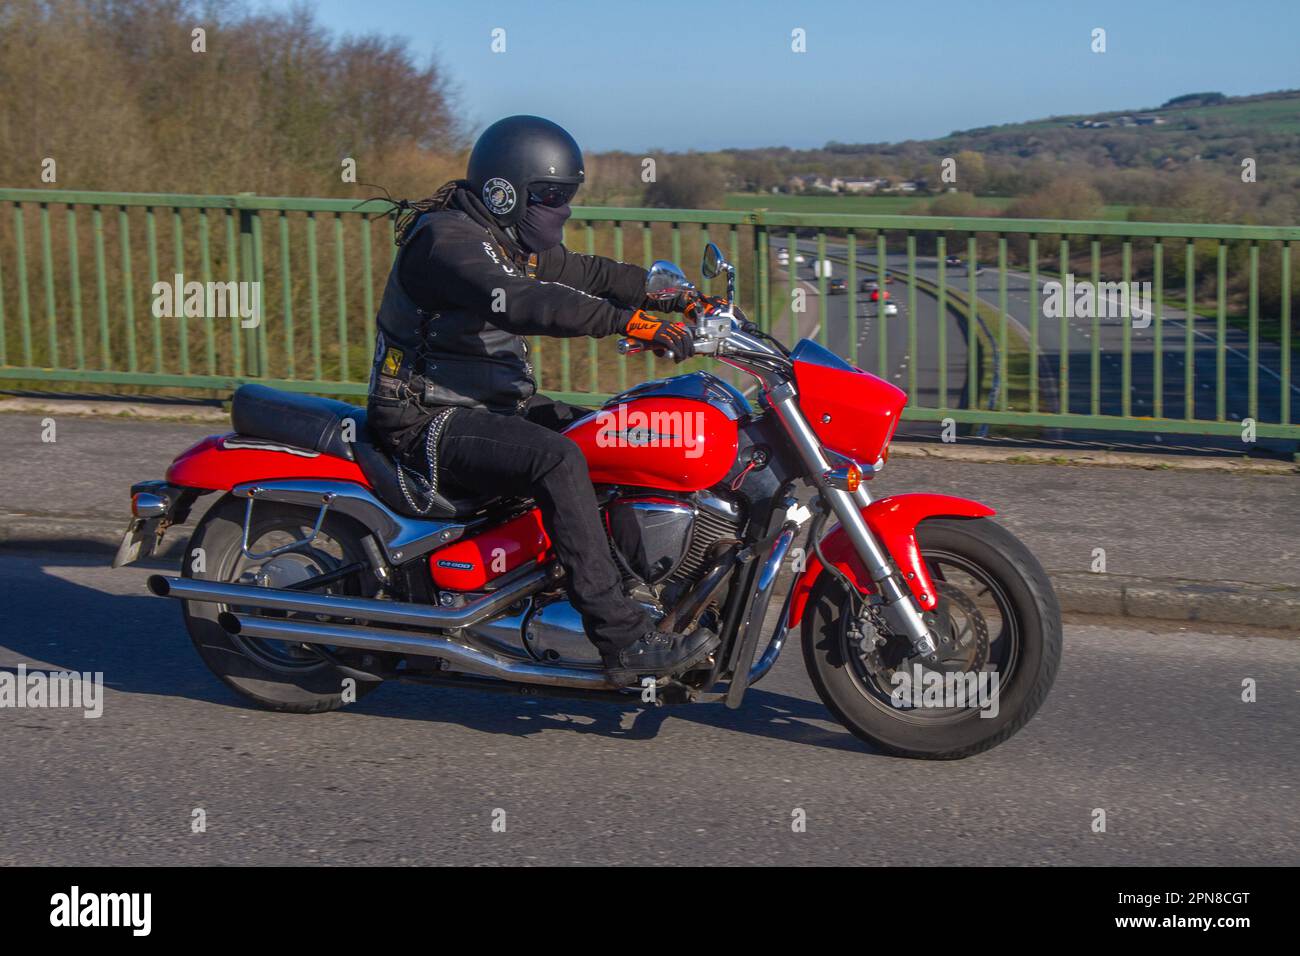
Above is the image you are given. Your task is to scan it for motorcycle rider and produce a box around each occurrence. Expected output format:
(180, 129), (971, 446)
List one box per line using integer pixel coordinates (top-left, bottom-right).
(366, 115), (718, 684)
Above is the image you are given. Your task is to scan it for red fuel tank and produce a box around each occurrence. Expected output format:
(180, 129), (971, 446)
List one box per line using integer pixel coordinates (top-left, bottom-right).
(563, 373), (744, 492)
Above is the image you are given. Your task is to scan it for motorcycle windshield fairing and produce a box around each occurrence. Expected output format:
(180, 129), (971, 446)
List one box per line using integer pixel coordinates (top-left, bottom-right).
(790, 339), (906, 464)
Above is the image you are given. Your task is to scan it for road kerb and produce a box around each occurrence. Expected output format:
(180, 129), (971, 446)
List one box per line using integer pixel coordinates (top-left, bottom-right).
(888, 440), (1298, 473)
(1051, 570), (1299, 632)
(3, 512), (1293, 632)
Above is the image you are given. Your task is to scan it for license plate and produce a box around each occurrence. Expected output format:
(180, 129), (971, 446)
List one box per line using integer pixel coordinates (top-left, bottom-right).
(112, 517), (156, 568)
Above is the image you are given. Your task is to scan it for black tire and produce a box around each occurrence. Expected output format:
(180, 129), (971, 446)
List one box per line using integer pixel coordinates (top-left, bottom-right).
(181, 494), (382, 713)
(802, 517), (1062, 759)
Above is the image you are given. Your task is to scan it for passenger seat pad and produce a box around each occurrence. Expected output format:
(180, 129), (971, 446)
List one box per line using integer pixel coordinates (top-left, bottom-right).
(229, 384), (505, 519)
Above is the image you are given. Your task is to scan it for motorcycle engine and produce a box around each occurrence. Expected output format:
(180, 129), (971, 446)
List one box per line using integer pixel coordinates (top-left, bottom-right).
(607, 493), (743, 594)
(463, 492), (744, 668)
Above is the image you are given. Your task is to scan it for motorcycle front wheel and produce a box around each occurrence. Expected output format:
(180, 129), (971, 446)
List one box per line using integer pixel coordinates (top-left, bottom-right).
(802, 517), (1062, 759)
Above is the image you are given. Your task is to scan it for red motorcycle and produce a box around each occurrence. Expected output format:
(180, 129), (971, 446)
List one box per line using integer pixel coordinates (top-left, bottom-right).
(118, 243), (1061, 759)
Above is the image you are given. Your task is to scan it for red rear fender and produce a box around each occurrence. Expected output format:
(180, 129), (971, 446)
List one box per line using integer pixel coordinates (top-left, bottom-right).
(165, 434), (370, 491)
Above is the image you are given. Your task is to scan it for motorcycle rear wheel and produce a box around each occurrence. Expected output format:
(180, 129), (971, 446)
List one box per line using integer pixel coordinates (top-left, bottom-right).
(181, 494), (383, 713)
(802, 517), (1061, 759)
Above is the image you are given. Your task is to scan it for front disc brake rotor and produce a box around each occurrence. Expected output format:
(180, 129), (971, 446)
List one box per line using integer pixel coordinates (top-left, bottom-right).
(923, 580), (990, 673)
(858, 580), (990, 682)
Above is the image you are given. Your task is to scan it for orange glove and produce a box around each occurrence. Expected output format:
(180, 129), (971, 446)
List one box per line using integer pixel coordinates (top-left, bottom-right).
(643, 288), (700, 315)
(685, 294), (723, 319)
(622, 310), (694, 361)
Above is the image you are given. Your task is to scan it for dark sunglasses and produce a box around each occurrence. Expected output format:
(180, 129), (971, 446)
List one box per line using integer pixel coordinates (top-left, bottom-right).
(528, 182), (579, 208)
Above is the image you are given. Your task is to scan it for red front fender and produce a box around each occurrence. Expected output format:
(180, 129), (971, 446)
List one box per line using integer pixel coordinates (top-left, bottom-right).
(787, 493), (996, 625)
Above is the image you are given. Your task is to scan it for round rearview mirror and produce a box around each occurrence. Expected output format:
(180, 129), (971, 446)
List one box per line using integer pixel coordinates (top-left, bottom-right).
(645, 260), (693, 301)
(701, 242), (725, 279)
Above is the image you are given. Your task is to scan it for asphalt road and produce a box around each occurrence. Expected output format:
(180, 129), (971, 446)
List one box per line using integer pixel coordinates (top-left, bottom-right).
(2, 549), (1295, 866)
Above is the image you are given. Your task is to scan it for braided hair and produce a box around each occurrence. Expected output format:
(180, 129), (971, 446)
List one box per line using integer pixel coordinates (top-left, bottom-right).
(357, 179), (467, 247)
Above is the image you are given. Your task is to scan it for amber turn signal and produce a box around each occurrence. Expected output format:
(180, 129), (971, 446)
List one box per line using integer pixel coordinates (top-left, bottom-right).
(822, 464), (861, 493)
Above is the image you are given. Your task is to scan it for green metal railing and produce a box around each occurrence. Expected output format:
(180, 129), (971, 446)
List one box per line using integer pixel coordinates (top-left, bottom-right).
(0, 188), (1296, 442)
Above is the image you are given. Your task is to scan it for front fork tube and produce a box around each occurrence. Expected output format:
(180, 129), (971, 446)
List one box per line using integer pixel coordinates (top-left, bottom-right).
(768, 385), (938, 658)
(829, 485), (937, 657)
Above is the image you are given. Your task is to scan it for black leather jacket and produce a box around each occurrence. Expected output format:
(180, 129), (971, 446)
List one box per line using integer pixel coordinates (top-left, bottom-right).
(366, 187), (647, 454)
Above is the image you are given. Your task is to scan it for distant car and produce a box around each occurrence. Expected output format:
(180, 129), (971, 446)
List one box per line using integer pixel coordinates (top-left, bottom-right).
(883, 302), (899, 317)
(828, 277), (847, 294)
(944, 255), (962, 267)
(861, 279), (878, 293)
(870, 289), (890, 301)
(794, 254), (806, 264)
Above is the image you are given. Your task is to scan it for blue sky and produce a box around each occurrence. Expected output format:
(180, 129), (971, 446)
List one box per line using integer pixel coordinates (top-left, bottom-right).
(269, 0), (1300, 151)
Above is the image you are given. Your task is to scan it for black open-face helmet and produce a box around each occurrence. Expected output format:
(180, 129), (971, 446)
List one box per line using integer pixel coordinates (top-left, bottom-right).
(466, 115), (584, 228)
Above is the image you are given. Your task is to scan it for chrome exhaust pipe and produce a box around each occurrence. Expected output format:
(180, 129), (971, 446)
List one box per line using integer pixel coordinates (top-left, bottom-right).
(146, 564), (555, 631)
(217, 612), (616, 690)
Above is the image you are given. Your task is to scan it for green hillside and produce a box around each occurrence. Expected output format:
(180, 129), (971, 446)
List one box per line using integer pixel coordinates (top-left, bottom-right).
(921, 89), (1300, 167)
(691, 90), (1300, 226)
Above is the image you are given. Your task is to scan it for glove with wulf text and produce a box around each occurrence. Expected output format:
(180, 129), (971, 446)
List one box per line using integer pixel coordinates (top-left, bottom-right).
(621, 310), (695, 362)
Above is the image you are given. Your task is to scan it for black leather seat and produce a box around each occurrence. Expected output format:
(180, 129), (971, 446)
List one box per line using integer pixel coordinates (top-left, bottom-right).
(230, 384), (502, 519)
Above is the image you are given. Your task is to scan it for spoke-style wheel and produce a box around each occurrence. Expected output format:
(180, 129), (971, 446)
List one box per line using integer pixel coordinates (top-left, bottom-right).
(803, 518), (1062, 759)
(179, 494), (384, 713)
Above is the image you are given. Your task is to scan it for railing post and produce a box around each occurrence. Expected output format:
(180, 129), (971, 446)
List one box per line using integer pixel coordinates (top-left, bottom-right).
(237, 195), (261, 377)
(1282, 241), (1292, 428)
(751, 215), (768, 331)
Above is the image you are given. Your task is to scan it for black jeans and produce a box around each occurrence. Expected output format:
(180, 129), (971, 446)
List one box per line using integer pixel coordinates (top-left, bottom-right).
(405, 395), (649, 656)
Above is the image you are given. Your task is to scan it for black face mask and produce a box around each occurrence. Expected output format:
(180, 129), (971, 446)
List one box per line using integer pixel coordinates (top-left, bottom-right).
(516, 202), (571, 253)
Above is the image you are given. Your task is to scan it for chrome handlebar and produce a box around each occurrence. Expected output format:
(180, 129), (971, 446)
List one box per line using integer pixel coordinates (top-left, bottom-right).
(616, 300), (790, 379)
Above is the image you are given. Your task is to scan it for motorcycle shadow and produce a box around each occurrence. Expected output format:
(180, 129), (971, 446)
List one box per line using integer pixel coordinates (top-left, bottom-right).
(362, 681), (869, 754)
(5, 556), (869, 754)
(2, 552), (239, 707)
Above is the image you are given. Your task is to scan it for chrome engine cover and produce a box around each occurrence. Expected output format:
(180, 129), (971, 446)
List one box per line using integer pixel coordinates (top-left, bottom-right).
(523, 596), (604, 665)
(607, 497), (695, 584)
(461, 593), (660, 667)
